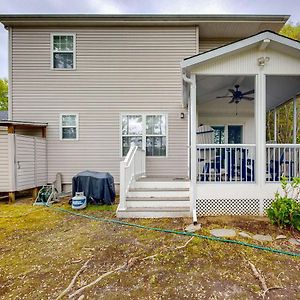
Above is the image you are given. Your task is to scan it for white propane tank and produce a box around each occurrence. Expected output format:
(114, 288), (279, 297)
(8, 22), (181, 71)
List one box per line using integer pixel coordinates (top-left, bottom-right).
(72, 192), (87, 210)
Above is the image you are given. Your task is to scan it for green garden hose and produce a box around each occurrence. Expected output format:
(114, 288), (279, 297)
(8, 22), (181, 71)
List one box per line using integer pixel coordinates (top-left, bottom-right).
(45, 204), (300, 258)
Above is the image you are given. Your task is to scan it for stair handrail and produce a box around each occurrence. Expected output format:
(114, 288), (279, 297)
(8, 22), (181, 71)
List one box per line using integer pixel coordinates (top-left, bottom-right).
(119, 142), (146, 210)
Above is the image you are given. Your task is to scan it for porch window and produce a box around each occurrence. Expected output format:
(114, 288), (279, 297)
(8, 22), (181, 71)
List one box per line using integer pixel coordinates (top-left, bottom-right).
(122, 114), (167, 157)
(212, 126), (225, 144)
(228, 125), (243, 144)
(212, 125), (243, 144)
(60, 114), (78, 140)
(52, 34), (75, 69)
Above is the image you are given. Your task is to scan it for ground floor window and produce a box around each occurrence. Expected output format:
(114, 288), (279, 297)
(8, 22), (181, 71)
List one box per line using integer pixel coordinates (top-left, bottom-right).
(60, 114), (78, 140)
(211, 125), (243, 144)
(122, 114), (167, 156)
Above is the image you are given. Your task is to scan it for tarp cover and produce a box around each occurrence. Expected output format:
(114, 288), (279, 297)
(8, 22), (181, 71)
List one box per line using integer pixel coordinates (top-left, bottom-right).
(72, 171), (115, 205)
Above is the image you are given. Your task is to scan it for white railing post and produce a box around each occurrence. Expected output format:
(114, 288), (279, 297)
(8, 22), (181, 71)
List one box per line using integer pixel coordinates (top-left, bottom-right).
(190, 74), (197, 223)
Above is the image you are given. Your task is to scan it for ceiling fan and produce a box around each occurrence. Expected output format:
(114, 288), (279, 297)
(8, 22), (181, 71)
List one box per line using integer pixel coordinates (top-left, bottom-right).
(216, 85), (255, 104)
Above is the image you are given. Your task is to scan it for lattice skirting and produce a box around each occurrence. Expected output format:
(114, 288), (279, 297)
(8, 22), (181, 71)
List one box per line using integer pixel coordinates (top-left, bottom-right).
(196, 198), (278, 216)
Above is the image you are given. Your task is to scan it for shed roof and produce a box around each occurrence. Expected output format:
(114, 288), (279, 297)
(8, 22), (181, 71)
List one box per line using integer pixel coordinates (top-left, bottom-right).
(0, 120), (47, 128)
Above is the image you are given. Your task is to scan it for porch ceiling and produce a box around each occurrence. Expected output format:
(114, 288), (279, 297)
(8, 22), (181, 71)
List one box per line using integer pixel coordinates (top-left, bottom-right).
(195, 75), (300, 113)
(266, 76), (300, 110)
(196, 75), (254, 104)
(196, 75), (255, 116)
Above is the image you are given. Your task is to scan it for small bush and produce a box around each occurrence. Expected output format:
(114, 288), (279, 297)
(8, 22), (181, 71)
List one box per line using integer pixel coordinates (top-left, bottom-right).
(266, 177), (300, 231)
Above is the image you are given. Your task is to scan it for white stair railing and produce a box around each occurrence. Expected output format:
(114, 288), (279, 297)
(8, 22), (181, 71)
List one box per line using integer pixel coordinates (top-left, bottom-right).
(119, 143), (146, 210)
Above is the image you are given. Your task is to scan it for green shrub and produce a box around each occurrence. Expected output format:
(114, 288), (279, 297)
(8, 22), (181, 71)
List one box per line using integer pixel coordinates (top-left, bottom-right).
(266, 177), (300, 231)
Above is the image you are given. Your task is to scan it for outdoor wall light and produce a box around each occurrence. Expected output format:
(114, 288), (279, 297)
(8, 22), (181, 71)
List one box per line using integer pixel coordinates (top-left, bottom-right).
(257, 56), (270, 67)
(180, 112), (185, 119)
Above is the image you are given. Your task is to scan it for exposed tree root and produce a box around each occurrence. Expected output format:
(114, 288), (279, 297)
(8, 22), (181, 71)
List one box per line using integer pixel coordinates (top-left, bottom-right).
(55, 259), (91, 300)
(246, 259), (282, 299)
(175, 237), (194, 250)
(68, 262), (127, 299)
(56, 236), (194, 299)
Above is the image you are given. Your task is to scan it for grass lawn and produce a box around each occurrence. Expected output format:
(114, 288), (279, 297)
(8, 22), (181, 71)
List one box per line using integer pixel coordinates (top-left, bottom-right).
(0, 197), (300, 299)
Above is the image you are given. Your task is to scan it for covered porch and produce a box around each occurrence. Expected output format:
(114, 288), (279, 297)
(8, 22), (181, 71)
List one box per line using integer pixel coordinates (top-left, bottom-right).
(195, 74), (300, 184)
(182, 31), (300, 217)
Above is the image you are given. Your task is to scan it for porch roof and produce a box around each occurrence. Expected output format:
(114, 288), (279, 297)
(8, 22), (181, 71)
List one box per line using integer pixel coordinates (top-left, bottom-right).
(181, 30), (300, 69)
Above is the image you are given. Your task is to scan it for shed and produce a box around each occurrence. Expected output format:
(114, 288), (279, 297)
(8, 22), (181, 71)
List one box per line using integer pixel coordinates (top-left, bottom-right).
(0, 120), (47, 202)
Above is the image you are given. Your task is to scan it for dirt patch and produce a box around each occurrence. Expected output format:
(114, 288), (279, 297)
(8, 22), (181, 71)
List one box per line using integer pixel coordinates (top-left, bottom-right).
(0, 199), (300, 299)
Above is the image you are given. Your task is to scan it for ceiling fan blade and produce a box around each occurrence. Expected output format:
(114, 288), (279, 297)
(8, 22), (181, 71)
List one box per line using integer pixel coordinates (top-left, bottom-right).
(216, 96), (232, 99)
(242, 96), (254, 101)
(228, 98), (235, 103)
(228, 89), (235, 94)
(242, 89), (255, 96)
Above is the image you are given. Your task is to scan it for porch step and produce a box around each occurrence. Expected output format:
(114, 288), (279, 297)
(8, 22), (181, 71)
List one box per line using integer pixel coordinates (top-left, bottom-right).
(126, 196), (190, 208)
(134, 179), (189, 189)
(116, 207), (191, 218)
(127, 187), (189, 198)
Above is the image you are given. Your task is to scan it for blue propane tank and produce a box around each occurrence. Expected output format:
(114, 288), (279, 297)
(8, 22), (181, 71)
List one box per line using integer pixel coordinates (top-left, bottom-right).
(72, 192), (87, 210)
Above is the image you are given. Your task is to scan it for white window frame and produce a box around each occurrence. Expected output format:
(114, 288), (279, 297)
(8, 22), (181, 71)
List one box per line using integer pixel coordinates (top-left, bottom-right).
(60, 113), (79, 141)
(51, 33), (76, 70)
(120, 113), (168, 157)
(211, 124), (244, 144)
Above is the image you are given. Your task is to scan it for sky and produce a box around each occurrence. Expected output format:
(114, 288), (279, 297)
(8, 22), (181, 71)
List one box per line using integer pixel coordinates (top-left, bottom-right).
(0, 0), (299, 78)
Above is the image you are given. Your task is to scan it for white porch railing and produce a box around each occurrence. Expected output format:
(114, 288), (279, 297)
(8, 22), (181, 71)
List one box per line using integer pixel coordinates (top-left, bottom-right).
(196, 144), (256, 183)
(119, 143), (146, 210)
(266, 144), (300, 182)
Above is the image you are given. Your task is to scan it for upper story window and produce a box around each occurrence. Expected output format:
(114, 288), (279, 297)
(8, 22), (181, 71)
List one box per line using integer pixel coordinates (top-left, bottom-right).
(52, 34), (76, 69)
(60, 114), (79, 140)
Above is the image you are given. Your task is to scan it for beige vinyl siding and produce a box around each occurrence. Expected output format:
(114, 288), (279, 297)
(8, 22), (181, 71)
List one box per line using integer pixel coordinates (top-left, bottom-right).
(191, 48), (300, 75)
(0, 128), (9, 191)
(11, 27), (197, 184)
(199, 39), (236, 53)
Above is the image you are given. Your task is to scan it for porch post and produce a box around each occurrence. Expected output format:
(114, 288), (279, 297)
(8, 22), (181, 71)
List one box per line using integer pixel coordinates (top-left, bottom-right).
(190, 73), (197, 223)
(256, 73), (266, 215)
(293, 96), (297, 144)
(7, 126), (16, 202)
(274, 108), (277, 143)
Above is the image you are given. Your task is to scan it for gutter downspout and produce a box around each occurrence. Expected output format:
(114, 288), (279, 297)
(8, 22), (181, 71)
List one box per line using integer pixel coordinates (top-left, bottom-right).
(182, 72), (197, 225)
